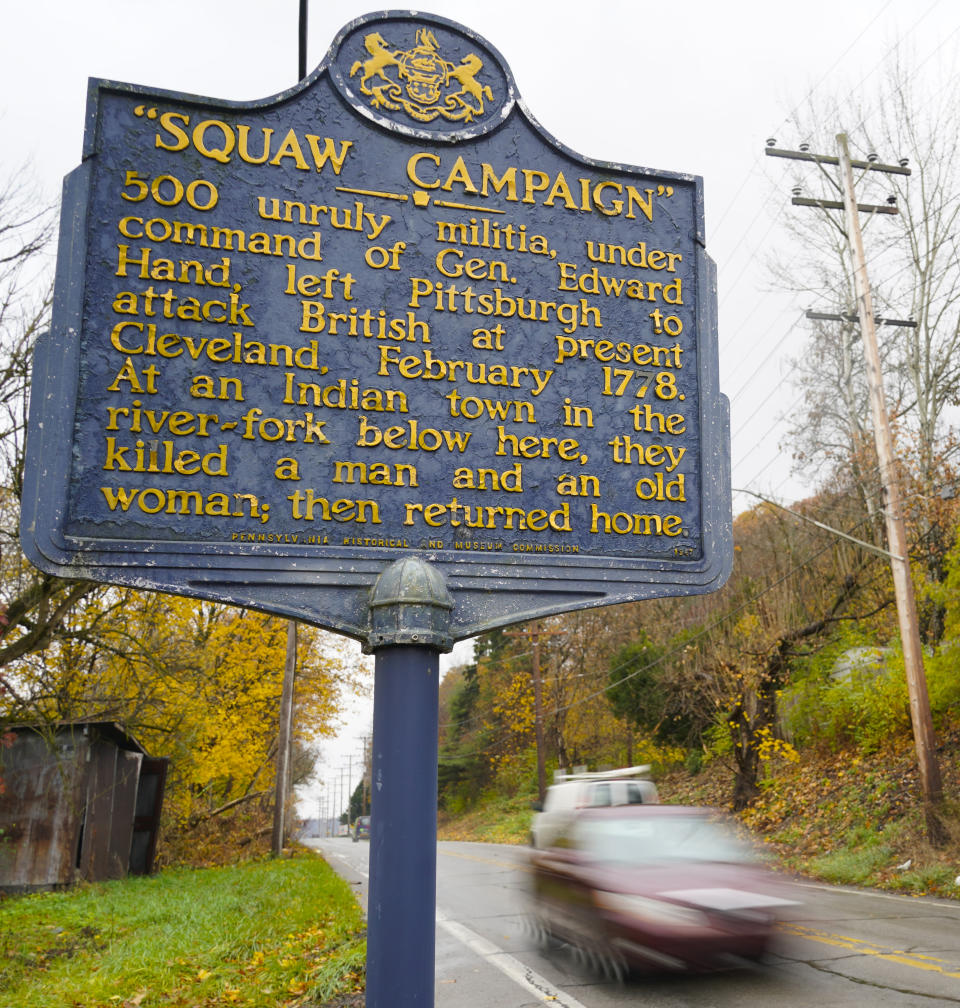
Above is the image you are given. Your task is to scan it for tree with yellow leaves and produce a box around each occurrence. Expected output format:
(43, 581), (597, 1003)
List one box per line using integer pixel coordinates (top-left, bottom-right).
(2, 588), (366, 861)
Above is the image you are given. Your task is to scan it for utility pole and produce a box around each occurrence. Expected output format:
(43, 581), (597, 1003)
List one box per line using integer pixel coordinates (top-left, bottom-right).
(530, 629), (546, 804)
(767, 136), (946, 844)
(505, 622), (564, 803)
(339, 765), (349, 833)
(344, 756), (353, 830)
(361, 736), (371, 815)
(272, 621), (298, 856)
(273, 6), (309, 861)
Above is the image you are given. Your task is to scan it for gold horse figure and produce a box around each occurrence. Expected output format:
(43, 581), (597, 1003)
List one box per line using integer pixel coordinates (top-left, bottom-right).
(447, 53), (493, 109)
(349, 32), (401, 94)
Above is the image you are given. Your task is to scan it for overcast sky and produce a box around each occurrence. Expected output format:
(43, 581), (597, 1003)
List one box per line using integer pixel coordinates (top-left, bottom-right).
(2, 0), (956, 816)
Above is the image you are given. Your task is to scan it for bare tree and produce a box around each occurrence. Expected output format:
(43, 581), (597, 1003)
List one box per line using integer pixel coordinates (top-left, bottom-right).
(770, 50), (960, 646)
(0, 172), (97, 709)
(775, 53), (960, 488)
(880, 52), (960, 494)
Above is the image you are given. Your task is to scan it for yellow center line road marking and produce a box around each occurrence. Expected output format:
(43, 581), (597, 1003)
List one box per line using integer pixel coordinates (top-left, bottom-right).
(779, 923), (960, 979)
(439, 847), (531, 871)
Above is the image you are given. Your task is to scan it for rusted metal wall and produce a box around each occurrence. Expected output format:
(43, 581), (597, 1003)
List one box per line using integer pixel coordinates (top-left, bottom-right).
(78, 743), (142, 882)
(0, 723), (166, 891)
(129, 757), (168, 876)
(0, 729), (88, 890)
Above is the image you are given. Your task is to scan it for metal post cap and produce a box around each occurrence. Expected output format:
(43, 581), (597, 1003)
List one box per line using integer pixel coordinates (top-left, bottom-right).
(365, 556), (455, 653)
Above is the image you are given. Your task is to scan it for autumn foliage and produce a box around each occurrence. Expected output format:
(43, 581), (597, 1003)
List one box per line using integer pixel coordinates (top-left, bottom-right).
(1, 590), (364, 864)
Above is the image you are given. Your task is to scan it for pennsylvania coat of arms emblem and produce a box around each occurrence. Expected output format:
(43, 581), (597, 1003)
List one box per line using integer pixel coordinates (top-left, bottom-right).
(349, 28), (494, 123)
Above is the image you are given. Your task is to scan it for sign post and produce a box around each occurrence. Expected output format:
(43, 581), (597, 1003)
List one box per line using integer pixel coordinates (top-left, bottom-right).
(21, 11), (733, 1004)
(366, 556), (451, 1006)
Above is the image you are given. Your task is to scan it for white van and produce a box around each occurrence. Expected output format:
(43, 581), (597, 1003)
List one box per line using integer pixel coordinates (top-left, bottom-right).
(530, 765), (659, 848)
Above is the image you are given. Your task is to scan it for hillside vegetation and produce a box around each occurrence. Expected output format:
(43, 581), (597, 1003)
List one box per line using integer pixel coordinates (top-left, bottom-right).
(438, 728), (960, 899)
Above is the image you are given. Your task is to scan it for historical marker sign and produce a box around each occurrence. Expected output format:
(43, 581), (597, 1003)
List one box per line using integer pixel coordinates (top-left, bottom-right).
(22, 11), (732, 642)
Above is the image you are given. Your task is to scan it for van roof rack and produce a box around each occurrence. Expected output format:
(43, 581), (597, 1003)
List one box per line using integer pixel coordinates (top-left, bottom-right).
(553, 764), (651, 782)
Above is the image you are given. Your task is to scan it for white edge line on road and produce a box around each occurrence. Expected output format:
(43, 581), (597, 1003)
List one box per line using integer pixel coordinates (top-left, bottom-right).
(791, 879), (960, 909)
(341, 857), (369, 879)
(436, 909), (590, 1008)
(316, 843), (589, 1005)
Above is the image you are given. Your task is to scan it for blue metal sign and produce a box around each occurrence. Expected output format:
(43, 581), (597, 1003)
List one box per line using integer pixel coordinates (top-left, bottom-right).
(21, 11), (732, 643)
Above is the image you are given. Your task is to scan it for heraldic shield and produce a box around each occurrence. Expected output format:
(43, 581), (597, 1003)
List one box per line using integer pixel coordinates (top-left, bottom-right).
(333, 15), (514, 139)
(350, 27), (492, 123)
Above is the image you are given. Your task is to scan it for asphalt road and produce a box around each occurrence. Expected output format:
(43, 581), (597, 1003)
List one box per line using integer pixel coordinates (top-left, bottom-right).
(305, 837), (960, 1007)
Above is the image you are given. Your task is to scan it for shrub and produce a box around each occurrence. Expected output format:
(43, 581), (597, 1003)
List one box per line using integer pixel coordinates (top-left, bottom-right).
(926, 641), (960, 721)
(783, 635), (912, 754)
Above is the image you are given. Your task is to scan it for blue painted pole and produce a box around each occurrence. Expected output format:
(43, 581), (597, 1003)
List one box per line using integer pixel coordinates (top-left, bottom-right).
(366, 644), (440, 1007)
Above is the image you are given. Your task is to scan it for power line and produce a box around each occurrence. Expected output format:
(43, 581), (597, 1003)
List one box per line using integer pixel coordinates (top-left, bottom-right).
(439, 511), (881, 757)
(440, 502), (884, 747)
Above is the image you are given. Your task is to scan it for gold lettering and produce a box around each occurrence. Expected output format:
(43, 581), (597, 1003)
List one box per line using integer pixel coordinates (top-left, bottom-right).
(554, 335), (683, 369)
(402, 498), (571, 532)
(287, 489), (381, 523)
(332, 461), (419, 487)
(100, 485), (265, 521)
(451, 462), (523, 492)
(589, 505), (683, 536)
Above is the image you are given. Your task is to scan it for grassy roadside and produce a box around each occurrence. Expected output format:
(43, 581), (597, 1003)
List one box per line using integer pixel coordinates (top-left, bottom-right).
(437, 791), (534, 846)
(0, 849), (364, 1008)
(438, 739), (960, 900)
(2, 743), (956, 1008)
(665, 735), (960, 899)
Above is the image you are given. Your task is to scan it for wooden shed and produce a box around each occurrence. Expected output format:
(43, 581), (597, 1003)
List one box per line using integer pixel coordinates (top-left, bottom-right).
(0, 721), (168, 892)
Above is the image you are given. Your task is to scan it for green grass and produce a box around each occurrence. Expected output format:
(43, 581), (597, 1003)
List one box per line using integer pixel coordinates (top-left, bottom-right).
(438, 790), (534, 845)
(806, 840), (896, 885)
(0, 849), (364, 1008)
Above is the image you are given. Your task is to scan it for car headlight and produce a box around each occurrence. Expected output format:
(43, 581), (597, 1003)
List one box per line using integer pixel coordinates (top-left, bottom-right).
(594, 891), (709, 928)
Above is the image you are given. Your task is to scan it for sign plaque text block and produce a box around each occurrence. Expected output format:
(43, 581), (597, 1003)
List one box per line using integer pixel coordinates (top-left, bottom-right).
(22, 12), (732, 641)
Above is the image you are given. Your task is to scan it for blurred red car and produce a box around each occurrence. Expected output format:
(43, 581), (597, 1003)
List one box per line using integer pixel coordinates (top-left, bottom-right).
(528, 805), (796, 977)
